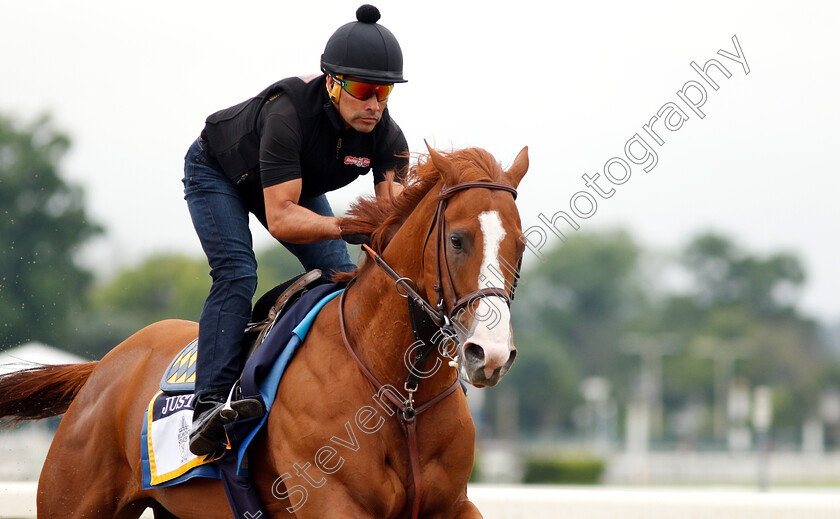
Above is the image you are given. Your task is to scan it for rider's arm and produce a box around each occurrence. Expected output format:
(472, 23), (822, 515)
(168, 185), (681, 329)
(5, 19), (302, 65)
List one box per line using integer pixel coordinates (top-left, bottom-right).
(259, 101), (342, 244)
(263, 179), (341, 244)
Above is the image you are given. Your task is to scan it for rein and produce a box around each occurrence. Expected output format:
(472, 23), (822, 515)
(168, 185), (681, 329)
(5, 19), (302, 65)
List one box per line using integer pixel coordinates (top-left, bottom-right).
(338, 180), (518, 519)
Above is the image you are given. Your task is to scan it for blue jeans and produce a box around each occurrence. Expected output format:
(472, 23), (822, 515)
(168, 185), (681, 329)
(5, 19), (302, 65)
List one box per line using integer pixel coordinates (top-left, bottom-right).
(183, 137), (355, 397)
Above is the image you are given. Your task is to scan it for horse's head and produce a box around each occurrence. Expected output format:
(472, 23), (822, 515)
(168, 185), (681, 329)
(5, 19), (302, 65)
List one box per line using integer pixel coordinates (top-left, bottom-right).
(424, 144), (529, 388)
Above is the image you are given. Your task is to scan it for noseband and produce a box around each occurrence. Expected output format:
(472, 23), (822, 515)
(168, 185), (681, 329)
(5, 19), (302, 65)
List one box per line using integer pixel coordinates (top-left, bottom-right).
(338, 180), (520, 519)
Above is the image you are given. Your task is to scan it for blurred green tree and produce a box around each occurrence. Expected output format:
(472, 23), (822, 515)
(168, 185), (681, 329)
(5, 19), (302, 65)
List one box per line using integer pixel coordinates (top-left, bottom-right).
(254, 245), (317, 295)
(94, 254), (210, 324)
(77, 245), (312, 358)
(484, 229), (834, 444)
(514, 230), (645, 377)
(682, 233), (805, 317)
(481, 230), (644, 437)
(90, 243), (323, 328)
(0, 113), (102, 349)
(657, 233), (824, 442)
(73, 253), (209, 358)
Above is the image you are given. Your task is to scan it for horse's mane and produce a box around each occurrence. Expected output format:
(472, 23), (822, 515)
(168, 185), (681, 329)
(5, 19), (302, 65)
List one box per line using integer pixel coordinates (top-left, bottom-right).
(334, 147), (506, 282)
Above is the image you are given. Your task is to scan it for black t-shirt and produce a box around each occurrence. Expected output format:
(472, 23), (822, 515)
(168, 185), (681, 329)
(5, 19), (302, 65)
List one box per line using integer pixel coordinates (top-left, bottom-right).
(203, 75), (408, 213)
(257, 88), (406, 198)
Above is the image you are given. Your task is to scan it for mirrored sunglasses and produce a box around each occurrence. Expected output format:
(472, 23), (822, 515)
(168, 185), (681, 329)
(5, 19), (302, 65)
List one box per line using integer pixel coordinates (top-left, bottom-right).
(335, 76), (394, 102)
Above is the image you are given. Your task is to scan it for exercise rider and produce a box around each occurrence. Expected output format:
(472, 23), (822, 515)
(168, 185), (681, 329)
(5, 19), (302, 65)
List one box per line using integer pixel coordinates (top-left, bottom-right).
(182, 4), (408, 456)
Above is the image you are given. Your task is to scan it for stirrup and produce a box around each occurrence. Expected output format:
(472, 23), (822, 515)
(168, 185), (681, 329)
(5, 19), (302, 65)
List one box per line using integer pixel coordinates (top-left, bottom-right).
(189, 396), (264, 457)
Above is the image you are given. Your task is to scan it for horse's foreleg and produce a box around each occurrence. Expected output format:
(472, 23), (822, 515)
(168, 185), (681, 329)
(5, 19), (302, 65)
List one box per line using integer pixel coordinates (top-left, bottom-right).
(279, 495), (379, 519)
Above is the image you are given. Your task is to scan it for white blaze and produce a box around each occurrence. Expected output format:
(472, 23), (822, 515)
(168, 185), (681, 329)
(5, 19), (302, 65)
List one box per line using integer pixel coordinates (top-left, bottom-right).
(467, 211), (513, 378)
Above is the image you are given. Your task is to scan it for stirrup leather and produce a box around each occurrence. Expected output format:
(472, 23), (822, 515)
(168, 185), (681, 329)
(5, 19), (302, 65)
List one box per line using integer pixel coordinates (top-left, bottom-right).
(247, 269), (324, 353)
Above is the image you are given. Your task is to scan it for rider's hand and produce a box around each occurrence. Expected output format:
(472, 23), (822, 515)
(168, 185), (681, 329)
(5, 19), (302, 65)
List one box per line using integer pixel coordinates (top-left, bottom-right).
(341, 231), (371, 246)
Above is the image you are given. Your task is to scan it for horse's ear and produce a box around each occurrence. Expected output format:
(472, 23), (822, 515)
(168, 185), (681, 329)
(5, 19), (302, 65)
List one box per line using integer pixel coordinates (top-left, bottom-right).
(425, 140), (458, 186)
(504, 146), (529, 189)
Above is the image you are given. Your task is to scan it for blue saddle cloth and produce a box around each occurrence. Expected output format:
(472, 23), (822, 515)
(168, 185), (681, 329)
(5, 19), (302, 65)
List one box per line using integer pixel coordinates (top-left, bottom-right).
(229, 283), (343, 474)
(140, 282), (344, 516)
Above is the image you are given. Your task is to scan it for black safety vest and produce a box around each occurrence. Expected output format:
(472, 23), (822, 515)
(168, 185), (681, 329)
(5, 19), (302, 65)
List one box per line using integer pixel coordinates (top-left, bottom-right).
(201, 75), (406, 198)
(202, 78), (292, 185)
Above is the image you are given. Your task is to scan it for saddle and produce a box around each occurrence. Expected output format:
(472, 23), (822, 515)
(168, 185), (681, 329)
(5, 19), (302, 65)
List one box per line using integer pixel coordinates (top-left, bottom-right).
(244, 269), (327, 356)
(158, 270), (327, 394)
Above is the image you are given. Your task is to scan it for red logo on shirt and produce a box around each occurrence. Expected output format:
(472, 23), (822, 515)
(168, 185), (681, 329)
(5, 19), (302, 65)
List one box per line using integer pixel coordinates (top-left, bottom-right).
(344, 156), (371, 168)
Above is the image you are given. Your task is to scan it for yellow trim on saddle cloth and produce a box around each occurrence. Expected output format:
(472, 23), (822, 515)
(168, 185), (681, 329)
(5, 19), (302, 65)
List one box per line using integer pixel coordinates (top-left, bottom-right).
(161, 339), (199, 391)
(166, 343), (198, 384)
(145, 389), (214, 485)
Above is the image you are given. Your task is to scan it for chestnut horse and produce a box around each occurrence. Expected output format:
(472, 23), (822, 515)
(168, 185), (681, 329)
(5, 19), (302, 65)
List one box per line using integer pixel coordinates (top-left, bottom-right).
(0, 145), (528, 518)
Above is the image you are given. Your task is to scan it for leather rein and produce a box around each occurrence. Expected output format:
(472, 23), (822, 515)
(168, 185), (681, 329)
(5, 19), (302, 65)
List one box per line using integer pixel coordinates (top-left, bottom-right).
(337, 180), (519, 519)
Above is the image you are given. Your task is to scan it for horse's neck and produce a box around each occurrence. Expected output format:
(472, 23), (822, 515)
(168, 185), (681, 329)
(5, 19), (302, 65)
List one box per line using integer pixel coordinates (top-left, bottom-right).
(342, 193), (457, 396)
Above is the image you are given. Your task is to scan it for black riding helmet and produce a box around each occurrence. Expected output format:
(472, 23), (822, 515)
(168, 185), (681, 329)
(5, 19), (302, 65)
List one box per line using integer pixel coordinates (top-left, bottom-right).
(320, 5), (407, 83)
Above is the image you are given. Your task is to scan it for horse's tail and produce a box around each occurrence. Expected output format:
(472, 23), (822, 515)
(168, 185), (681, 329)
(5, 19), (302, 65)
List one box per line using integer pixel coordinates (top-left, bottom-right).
(0, 362), (98, 427)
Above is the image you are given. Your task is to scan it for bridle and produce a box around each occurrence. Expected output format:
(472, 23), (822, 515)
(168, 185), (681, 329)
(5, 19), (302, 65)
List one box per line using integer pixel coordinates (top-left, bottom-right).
(430, 182), (521, 318)
(338, 180), (520, 519)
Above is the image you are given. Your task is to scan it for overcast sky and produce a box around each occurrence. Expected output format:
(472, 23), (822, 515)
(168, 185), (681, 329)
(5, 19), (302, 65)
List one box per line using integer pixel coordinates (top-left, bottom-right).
(1, 1), (838, 323)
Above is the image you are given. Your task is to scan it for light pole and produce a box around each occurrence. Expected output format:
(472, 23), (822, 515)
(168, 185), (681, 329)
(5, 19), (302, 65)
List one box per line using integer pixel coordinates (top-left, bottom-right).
(752, 386), (773, 491)
(694, 337), (752, 442)
(622, 333), (676, 439)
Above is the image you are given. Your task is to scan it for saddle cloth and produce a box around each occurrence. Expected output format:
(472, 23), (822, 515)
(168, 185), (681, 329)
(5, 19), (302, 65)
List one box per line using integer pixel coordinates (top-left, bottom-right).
(140, 284), (343, 489)
(160, 338), (198, 392)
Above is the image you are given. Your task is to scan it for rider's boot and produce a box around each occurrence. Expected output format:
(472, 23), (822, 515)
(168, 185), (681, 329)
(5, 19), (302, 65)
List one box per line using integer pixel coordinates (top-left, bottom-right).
(189, 392), (264, 456)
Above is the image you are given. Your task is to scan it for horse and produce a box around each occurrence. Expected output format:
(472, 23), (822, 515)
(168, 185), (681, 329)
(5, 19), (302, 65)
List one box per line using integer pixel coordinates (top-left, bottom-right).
(0, 144), (528, 519)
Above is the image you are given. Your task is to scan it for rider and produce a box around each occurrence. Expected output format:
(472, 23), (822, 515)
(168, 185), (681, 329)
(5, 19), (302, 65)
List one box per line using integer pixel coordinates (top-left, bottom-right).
(184, 4), (408, 456)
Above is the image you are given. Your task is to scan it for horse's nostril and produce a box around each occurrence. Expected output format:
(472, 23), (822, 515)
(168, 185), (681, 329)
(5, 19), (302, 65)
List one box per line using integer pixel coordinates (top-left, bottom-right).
(464, 343), (484, 364)
(505, 348), (517, 367)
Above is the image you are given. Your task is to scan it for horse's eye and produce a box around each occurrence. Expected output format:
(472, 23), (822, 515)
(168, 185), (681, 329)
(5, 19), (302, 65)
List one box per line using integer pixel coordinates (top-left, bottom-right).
(449, 235), (462, 249)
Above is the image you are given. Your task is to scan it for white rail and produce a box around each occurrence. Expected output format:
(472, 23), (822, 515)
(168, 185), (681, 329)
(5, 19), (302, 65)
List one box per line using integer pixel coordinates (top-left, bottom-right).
(469, 485), (840, 519)
(3, 482), (840, 518)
